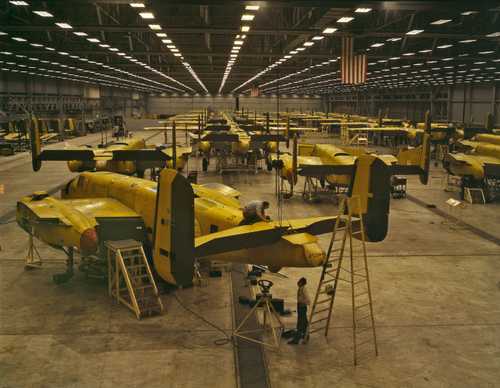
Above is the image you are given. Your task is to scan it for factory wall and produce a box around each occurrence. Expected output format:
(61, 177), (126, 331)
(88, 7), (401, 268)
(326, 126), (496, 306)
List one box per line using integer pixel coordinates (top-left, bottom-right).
(327, 83), (500, 126)
(146, 95), (323, 115)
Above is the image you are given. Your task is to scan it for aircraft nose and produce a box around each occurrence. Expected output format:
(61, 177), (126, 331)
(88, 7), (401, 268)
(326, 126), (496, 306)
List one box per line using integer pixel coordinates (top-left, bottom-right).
(80, 228), (98, 255)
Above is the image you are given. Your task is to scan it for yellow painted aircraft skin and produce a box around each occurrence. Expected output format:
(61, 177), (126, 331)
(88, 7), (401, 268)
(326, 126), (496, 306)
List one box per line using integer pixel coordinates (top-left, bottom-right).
(445, 134), (500, 181)
(17, 171), (333, 283)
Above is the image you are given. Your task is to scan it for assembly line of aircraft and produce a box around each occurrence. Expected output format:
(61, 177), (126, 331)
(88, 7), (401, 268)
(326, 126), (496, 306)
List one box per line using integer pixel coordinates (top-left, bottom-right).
(16, 110), (432, 287)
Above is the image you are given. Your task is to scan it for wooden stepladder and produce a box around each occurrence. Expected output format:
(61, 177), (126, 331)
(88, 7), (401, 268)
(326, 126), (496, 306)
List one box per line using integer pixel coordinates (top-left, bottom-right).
(106, 240), (163, 319)
(307, 195), (378, 365)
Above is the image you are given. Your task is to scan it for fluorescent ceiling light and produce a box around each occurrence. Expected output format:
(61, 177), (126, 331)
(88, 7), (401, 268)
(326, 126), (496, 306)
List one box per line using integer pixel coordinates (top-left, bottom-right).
(406, 29), (424, 35)
(30, 43), (43, 47)
(323, 27), (337, 34)
(337, 17), (354, 23)
(402, 52), (415, 56)
(74, 31), (87, 36)
(33, 11), (53, 17)
(156, 32), (167, 37)
(55, 23), (73, 30)
(479, 51), (494, 54)
(486, 32), (500, 37)
(437, 44), (453, 48)
(171, 48), (179, 52)
(99, 44), (110, 48)
(130, 2), (145, 7)
(87, 38), (100, 43)
(12, 37), (27, 42)
(371, 43), (384, 47)
(109, 48), (119, 51)
(290, 50), (298, 54)
(162, 39), (172, 44)
(149, 24), (161, 30)
(45, 47), (55, 51)
(117, 52), (126, 56)
(303, 41), (314, 46)
(245, 5), (260, 10)
(174, 53), (182, 57)
(431, 19), (452, 25)
(241, 14), (255, 21)
(167, 45), (175, 49)
(139, 12), (154, 19)
(9, 1), (29, 5)
(241, 25), (250, 32)
(296, 47), (305, 51)
(355, 8), (372, 13)
(461, 11), (478, 16)
(58, 51), (69, 55)
(459, 39), (476, 43)
(419, 49), (432, 53)
(234, 40), (244, 45)
(312, 36), (324, 40)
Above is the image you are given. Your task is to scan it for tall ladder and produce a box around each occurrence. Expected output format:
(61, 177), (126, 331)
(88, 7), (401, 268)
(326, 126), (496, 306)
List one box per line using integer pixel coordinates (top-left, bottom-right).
(307, 195), (378, 365)
(106, 239), (164, 320)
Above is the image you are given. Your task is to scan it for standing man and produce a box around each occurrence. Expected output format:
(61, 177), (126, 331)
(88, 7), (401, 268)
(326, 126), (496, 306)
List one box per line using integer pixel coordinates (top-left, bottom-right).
(241, 200), (270, 225)
(289, 277), (310, 345)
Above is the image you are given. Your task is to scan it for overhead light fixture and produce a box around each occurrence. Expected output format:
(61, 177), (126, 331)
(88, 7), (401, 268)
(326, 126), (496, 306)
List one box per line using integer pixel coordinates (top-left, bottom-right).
(139, 12), (154, 19)
(99, 44), (110, 48)
(486, 32), (500, 37)
(461, 11), (478, 16)
(12, 37), (27, 42)
(241, 14), (255, 21)
(241, 25), (250, 32)
(117, 52), (126, 56)
(156, 32), (167, 37)
(171, 48), (179, 52)
(402, 52), (415, 56)
(149, 24), (161, 30)
(431, 19), (452, 25)
(9, 1), (29, 5)
(109, 47), (119, 51)
(129, 2), (145, 7)
(479, 51), (494, 54)
(173, 53), (182, 57)
(437, 44), (453, 48)
(245, 5), (260, 10)
(303, 41), (314, 46)
(371, 43), (384, 47)
(162, 39), (172, 44)
(33, 10), (53, 17)
(87, 38), (100, 43)
(323, 27), (337, 34)
(387, 37), (402, 42)
(45, 47), (55, 51)
(355, 8), (372, 13)
(337, 17), (354, 23)
(74, 31), (88, 36)
(406, 29), (424, 35)
(56, 22), (72, 29)
(30, 43), (43, 47)
(459, 39), (476, 43)
(312, 35), (324, 40)
(234, 40), (244, 45)
(290, 50), (298, 54)
(419, 49), (432, 53)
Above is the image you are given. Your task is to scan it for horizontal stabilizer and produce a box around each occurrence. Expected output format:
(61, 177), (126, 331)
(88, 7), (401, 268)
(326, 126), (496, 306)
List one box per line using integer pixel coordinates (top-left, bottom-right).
(250, 134), (287, 143)
(298, 164), (355, 177)
(39, 149), (95, 161)
(201, 133), (240, 142)
(112, 149), (171, 161)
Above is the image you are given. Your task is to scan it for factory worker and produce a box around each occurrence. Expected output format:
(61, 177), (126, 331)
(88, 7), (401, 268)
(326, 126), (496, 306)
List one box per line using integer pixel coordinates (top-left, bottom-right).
(289, 277), (310, 345)
(241, 200), (270, 224)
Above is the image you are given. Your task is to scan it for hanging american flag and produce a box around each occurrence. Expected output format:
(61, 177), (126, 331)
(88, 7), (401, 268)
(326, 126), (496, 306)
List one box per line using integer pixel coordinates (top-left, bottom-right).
(341, 37), (367, 85)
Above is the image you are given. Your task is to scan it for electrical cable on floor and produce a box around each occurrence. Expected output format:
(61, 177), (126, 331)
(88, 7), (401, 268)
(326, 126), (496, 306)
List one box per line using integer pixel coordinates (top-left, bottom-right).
(173, 291), (232, 346)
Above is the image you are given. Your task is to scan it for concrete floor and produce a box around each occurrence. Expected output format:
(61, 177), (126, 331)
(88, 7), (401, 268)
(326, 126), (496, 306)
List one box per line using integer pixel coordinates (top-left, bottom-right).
(1, 127), (499, 387)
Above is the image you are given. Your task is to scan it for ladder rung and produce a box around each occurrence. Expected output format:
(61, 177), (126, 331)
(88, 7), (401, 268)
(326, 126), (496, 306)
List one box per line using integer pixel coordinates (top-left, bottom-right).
(310, 317), (328, 324)
(354, 291), (369, 298)
(308, 327), (326, 334)
(356, 314), (371, 321)
(356, 339), (375, 347)
(355, 326), (373, 334)
(313, 307), (331, 315)
(355, 303), (370, 310)
(316, 299), (331, 305)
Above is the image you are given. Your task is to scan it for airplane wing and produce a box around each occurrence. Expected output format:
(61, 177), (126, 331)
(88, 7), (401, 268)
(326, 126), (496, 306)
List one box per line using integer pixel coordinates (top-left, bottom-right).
(199, 182), (241, 199)
(194, 216), (337, 257)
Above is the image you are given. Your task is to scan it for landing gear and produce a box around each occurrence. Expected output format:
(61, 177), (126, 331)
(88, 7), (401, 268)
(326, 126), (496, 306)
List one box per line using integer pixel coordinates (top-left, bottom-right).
(53, 247), (74, 284)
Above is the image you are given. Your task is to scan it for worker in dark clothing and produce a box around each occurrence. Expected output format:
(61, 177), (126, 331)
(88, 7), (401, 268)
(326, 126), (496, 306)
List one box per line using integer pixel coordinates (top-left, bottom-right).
(288, 277), (311, 345)
(240, 200), (270, 225)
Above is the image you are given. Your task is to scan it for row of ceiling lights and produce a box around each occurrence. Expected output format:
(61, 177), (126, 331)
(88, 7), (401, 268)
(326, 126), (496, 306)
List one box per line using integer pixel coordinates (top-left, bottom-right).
(128, 2), (208, 93)
(218, 5), (260, 94)
(0, 32), (185, 93)
(7, 0), (194, 92)
(231, 7), (374, 93)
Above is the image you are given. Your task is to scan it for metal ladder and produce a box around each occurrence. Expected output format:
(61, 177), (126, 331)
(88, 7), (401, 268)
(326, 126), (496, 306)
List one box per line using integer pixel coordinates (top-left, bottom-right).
(307, 195), (378, 365)
(106, 240), (164, 319)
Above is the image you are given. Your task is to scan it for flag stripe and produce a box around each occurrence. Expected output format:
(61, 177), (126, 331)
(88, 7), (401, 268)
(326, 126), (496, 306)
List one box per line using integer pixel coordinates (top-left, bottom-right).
(341, 36), (367, 85)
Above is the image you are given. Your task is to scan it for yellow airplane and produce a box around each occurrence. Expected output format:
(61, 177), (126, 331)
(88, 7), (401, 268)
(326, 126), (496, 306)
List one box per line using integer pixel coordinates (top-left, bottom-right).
(18, 122), (408, 286)
(444, 134), (500, 201)
(273, 133), (430, 196)
(32, 135), (191, 176)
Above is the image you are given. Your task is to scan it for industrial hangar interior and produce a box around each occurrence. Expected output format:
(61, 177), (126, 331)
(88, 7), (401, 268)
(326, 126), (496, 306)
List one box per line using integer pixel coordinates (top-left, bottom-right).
(1, 0), (500, 387)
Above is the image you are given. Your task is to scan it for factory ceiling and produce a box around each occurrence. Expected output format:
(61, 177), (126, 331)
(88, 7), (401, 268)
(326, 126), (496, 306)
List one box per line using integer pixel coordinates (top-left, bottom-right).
(1, 0), (499, 95)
